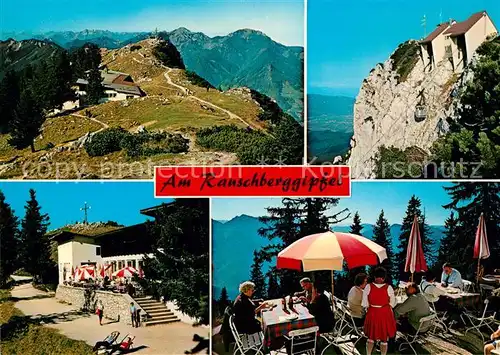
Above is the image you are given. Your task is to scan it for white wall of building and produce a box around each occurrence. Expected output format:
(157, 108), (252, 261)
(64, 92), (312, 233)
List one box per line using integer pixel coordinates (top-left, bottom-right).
(465, 14), (498, 65)
(98, 90), (139, 103)
(57, 238), (103, 284)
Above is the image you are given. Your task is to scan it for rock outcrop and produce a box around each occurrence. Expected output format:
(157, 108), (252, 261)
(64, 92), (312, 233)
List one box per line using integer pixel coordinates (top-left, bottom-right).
(348, 43), (469, 178)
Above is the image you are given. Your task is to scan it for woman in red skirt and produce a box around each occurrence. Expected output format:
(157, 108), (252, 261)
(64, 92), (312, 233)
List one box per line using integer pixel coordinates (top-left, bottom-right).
(362, 267), (396, 355)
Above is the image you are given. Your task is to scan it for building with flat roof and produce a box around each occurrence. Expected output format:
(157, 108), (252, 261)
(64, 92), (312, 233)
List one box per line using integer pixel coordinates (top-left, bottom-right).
(50, 203), (172, 284)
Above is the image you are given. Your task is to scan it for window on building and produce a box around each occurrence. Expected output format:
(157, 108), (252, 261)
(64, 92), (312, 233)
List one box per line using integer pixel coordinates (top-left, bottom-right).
(126, 95), (134, 99)
(96, 247), (101, 256)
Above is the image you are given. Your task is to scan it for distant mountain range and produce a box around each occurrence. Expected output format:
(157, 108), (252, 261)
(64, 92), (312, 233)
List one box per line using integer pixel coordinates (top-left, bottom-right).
(1, 28), (303, 121)
(213, 214), (445, 300)
(308, 94), (355, 162)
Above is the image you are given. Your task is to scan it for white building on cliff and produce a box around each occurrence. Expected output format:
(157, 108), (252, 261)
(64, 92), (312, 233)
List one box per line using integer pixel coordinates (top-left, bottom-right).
(420, 10), (497, 72)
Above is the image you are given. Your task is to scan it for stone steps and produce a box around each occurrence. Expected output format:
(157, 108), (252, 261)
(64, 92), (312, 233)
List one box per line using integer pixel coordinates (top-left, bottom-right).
(134, 296), (180, 327)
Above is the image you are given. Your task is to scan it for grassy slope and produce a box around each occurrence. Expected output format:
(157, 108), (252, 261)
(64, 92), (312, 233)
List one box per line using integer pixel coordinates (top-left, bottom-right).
(0, 39), (266, 177)
(0, 288), (93, 355)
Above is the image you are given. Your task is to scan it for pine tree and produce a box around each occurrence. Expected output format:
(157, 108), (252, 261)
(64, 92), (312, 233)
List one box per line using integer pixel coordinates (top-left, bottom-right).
(430, 39), (500, 177)
(266, 268), (280, 299)
(218, 287), (230, 315)
(0, 70), (20, 133)
(86, 67), (103, 105)
(258, 198), (350, 295)
(19, 189), (51, 282)
(0, 191), (19, 287)
(395, 195), (433, 281)
(8, 88), (45, 152)
(348, 211), (366, 279)
(443, 182), (500, 279)
(46, 51), (74, 109)
(141, 199), (209, 324)
(437, 212), (459, 268)
(372, 210), (395, 285)
(250, 251), (266, 298)
(350, 212), (363, 235)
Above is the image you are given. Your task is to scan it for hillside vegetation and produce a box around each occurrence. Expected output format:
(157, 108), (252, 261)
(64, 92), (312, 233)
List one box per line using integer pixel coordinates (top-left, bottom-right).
(0, 37), (303, 178)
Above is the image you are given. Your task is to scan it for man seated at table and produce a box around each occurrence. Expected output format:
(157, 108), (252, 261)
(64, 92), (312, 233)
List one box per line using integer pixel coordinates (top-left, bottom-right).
(394, 283), (431, 334)
(420, 271), (446, 303)
(441, 262), (463, 289)
(484, 325), (500, 355)
(307, 281), (334, 333)
(294, 277), (313, 304)
(348, 273), (368, 326)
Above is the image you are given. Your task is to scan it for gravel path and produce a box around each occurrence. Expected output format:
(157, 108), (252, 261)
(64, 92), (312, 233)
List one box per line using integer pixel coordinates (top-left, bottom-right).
(11, 284), (208, 354)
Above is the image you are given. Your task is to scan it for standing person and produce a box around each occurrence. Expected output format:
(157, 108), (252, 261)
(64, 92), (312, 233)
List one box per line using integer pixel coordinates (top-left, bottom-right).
(130, 302), (137, 327)
(96, 300), (104, 326)
(362, 267), (397, 355)
(136, 308), (141, 327)
(348, 273), (368, 326)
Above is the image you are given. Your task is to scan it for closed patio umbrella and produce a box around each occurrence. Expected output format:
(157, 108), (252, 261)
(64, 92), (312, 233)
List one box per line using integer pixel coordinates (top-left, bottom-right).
(277, 231), (387, 297)
(474, 213), (490, 282)
(404, 215), (428, 281)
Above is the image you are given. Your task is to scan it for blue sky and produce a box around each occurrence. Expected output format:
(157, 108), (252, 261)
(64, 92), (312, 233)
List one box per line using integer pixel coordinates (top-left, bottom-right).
(211, 182), (454, 225)
(308, 0), (500, 97)
(0, 182), (173, 231)
(0, 0), (304, 46)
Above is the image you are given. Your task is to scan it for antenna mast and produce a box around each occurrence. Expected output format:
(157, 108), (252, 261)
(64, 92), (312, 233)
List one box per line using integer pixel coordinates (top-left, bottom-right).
(80, 202), (91, 225)
(421, 15), (427, 38)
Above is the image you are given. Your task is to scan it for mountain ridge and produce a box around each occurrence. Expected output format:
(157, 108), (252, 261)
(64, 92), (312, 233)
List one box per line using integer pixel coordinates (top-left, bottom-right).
(2, 28), (303, 120)
(213, 214), (445, 299)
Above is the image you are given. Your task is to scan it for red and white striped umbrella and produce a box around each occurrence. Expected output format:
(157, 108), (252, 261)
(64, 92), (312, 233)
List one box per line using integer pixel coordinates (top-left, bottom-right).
(112, 266), (138, 278)
(74, 266), (95, 281)
(277, 231), (387, 297)
(474, 213), (490, 259)
(277, 231), (387, 271)
(104, 264), (113, 278)
(405, 215), (428, 275)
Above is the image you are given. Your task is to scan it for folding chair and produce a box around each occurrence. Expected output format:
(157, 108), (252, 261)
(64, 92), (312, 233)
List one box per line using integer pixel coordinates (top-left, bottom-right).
(460, 299), (498, 340)
(284, 326), (319, 355)
(320, 302), (363, 355)
(462, 280), (473, 293)
(397, 313), (436, 355)
(228, 315), (264, 355)
(428, 301), (448, 333)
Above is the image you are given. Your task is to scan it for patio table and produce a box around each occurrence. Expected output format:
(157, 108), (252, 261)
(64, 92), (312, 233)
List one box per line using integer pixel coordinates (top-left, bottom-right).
(399, 281), (481, 308)
(261, 298), (317, 350)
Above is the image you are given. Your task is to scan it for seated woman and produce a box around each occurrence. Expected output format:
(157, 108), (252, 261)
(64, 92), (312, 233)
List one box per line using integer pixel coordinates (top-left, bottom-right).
(109, 337), (133, 354)
(307, 281), (334, 333)
(484, 325), (500, 355)
(233, 281), (270, 334)
(348, 273), (368, 327)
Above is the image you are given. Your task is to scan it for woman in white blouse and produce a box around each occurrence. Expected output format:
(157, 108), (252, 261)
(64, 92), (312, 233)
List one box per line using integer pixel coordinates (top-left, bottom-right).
(362, 267), (397, 355)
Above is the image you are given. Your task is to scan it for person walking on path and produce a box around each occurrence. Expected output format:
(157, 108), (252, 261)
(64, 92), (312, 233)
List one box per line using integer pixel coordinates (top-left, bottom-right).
(96, 300), (104, 326)
(130, 302), (137, 327)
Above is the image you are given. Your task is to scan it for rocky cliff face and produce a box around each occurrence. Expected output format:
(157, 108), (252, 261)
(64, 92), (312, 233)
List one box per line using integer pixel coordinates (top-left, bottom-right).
(348, 43), (467, 178)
